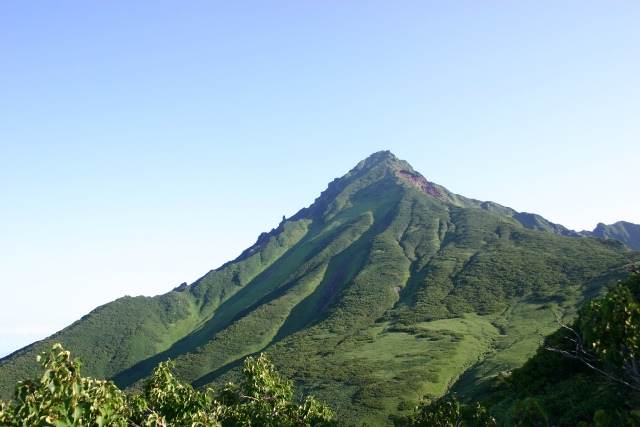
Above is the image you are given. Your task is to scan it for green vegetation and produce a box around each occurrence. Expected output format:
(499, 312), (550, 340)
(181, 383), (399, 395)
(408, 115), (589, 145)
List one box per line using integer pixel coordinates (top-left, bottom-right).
(392, 395), (497, 427)
(1, 151), (638, 426)
(479, 270), (640, 426)
(7, 269), (637, 427)
(0, 344), (338, 426)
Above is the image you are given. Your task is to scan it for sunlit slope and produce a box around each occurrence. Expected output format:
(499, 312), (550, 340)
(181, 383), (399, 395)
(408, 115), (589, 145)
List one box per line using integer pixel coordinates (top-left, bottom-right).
(0, 151), (634, 426)
(0, 216), (313, 397)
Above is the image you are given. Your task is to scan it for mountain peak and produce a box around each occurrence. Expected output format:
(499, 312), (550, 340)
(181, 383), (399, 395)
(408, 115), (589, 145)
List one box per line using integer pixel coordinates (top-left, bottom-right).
(357, 151), (442, 198)
(349, 150), (401, 173)
(362, 149), (397, 162)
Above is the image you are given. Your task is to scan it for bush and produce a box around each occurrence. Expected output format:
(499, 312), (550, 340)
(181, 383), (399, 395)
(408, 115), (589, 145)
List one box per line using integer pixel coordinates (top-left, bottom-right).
(0, 345), (338, 427)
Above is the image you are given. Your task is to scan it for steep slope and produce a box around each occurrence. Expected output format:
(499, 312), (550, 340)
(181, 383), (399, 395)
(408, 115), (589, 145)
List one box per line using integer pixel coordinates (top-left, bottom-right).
(0, 151), (636, 426)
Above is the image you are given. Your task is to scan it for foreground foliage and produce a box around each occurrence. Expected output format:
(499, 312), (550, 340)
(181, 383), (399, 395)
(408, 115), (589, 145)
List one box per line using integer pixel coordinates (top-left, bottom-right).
(392, 395), (496, 427)
(0, 344), (338, 426)
(575, 267), (640, 392)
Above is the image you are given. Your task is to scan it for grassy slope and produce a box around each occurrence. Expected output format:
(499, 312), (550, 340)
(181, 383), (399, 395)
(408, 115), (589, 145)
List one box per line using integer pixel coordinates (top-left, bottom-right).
(259, 185), (629, 425)
(0, 217), (313, 398)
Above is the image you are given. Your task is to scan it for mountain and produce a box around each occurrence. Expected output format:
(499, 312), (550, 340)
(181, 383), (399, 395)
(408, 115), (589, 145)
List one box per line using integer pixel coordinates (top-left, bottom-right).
(585, 221), (640, 251)
(1, 151), (636, 425)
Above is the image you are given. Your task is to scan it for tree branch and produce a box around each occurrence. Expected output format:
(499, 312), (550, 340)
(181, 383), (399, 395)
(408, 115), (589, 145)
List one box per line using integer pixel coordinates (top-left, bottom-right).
(546, 317), (640, 393)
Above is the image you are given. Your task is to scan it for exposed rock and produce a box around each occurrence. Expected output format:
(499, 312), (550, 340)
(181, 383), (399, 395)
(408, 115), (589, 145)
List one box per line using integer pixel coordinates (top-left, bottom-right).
(396, 170), (441, 197)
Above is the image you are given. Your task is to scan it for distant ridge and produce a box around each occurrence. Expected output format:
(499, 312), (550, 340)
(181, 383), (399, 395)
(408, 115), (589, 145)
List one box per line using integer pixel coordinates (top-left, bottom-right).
(587, 221), (640, 251)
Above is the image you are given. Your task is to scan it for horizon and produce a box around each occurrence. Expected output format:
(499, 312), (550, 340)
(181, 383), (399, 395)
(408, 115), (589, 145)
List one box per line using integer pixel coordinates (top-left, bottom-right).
(2, 2), (639, 358)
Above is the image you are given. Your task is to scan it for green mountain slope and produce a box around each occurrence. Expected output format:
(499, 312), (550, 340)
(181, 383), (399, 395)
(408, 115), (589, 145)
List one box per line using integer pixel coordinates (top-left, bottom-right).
(1, 151), (636, 426)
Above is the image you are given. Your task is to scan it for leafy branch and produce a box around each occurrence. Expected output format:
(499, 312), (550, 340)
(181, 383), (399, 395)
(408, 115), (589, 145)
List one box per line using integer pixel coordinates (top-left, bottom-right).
(546, 269), (640, 393)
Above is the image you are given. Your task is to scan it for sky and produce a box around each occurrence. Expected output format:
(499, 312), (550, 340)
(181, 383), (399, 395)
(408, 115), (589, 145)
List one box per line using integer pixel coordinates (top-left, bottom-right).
(1, 1), (638, 358)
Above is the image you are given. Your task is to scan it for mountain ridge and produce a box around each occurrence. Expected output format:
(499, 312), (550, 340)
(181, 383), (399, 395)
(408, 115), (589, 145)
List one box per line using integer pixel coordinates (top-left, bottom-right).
(230, 151), (638, 259)
(1, 150), (637, 425)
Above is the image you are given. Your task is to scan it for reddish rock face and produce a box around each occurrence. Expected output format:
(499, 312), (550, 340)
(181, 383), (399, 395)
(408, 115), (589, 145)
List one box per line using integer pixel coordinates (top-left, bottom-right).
(396, 170), (441, 197)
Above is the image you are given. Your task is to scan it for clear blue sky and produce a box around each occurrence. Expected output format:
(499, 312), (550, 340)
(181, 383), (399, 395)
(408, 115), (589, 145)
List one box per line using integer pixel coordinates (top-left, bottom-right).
(1, 1), (638, 358)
